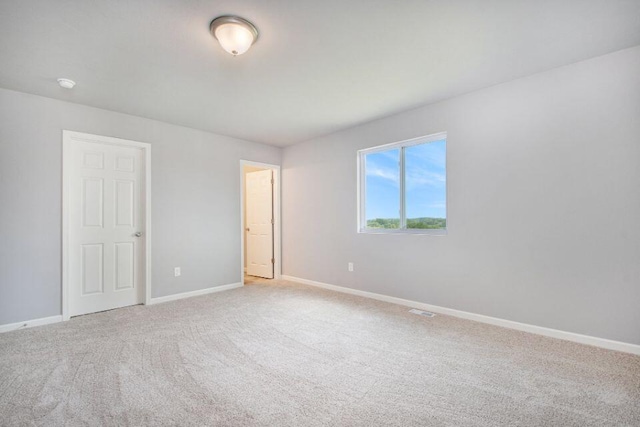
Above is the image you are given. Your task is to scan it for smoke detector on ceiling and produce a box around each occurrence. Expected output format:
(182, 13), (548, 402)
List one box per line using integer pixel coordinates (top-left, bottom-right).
(57, 78), (76, 89)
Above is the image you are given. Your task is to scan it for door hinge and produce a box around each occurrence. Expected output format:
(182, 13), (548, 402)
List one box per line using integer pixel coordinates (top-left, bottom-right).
(271, 178), (274, 185)
(271, 258), (275, 264)
(270, 218), (274, 224)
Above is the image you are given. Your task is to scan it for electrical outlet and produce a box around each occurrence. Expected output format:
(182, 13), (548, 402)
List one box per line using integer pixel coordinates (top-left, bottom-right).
(348, 262), (354, 272)
(174, 267), (181, 277)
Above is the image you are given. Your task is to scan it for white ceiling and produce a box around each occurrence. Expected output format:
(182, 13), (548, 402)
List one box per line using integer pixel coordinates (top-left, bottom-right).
(1, 1), (639, 147)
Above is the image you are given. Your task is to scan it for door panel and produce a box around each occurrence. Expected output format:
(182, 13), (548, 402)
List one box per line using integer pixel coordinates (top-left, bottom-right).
(82, 178), (103, 227)
(246, 170), (274, 279)
(68, 140), (144, 316)
(81, 244), (103, 295)
(82, 152), (104, 169)
(115, 180), (134, 226)
(115, 242), (135, 290)
(115, 156), (135, 172)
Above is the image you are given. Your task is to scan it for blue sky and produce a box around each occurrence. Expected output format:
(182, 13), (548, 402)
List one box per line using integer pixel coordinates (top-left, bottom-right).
(365, 140), (446, 220)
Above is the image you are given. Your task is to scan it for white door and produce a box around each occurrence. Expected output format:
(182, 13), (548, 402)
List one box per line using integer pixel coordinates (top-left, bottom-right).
(246, 170), (274, 278)
(67, 138), (145, 316)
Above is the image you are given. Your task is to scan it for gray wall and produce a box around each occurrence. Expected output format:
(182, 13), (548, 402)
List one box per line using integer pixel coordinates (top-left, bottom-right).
(0, 88), (281, 325)
(282, 46), (640, 345)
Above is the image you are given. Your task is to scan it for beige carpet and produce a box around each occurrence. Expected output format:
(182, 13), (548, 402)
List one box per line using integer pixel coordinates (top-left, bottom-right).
(0, 279), (638, 426)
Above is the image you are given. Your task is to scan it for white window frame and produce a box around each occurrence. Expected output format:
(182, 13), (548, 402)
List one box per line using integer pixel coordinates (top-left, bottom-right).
(357, 131), (447, 235)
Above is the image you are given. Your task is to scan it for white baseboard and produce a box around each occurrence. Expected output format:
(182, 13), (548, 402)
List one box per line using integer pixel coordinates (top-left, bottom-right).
(149, 282), (242, 305)
(0, 283), (243, 332)
(0, 315), (63, 334)
(281, 275), (640, 356)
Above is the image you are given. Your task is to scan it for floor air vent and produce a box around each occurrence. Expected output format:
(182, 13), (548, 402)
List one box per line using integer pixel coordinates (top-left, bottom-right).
(409, 308), (436, 317)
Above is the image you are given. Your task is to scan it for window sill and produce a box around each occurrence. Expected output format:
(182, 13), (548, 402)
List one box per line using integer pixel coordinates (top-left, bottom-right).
(358, 228), (447, 236)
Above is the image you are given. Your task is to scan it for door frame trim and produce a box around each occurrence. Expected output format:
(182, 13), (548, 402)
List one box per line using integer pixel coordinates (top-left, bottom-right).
(62, 130), (152, 320)
(240, 160), (281, 285)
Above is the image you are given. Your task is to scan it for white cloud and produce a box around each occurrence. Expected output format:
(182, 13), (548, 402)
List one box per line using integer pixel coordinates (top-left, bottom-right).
(377, 150), (399, 162)
(406, 167), (445, 189)
(406, 141), (446, 168)
(366, 166), (399, 185)
(428, 201), (446, 209)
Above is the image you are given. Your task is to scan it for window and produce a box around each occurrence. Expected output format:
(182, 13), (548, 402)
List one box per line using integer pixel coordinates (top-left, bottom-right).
(358, 132), (447, 234)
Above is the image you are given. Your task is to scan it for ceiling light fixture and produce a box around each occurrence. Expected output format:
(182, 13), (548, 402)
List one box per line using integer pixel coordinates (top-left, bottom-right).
(57, 78), (76, 89)
(209, 15), (258, 56)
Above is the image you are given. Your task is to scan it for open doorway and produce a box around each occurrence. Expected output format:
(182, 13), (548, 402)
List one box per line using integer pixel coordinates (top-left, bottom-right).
(240, 161), (281, 286)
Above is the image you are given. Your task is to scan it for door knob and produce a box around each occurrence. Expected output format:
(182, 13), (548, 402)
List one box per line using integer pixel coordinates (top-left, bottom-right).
(134, 232), (142, 237)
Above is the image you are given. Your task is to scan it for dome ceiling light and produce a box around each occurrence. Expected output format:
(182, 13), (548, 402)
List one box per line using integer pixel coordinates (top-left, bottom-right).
(209, 15), (258, 56)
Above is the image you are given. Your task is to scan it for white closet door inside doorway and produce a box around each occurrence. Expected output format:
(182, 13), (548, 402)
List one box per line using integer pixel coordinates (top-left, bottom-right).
(246, 169), (274, 279)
